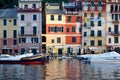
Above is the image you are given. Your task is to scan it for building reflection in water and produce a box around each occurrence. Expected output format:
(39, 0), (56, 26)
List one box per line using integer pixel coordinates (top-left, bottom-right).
(45, 59), (82, 80)
(81, 62), (120, 80)
(0, 59), (120, 80)
(0, 64), (45, 80)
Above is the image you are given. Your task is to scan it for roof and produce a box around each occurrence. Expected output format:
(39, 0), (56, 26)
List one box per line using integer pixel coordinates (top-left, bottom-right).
(0, 9), (18, 18)
(46, 9), (64, 14)
(47, 3), (60, 6)
(63, 2), (77, 8)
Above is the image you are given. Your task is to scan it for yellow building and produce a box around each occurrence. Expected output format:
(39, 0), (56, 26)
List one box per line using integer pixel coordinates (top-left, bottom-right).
(45, 3), (66, 55)
(0, 9), (18, 54)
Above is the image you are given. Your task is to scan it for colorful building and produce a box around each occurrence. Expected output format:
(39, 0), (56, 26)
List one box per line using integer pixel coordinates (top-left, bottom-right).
(106, 0), (120, 52)
(45, 3), (66, 55)
(82, 0), (106, 54)
(18, 0), (42, 54)
(0, 9), (18, 54)
(63, 2), (82, 55)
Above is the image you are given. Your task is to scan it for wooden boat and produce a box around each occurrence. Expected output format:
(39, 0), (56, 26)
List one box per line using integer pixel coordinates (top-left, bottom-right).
(0, 53), (49, 64)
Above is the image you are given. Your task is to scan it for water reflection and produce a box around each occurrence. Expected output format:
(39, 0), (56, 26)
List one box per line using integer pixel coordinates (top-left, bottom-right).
(81, 62), (120, 80)
(0, 59), (120, 80)
(0, 64), (45, 80)
(45, 59), (82, 80)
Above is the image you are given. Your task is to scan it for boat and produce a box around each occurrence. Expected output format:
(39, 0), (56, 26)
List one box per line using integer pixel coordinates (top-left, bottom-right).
(0, 53), (49, 64)
(77, 51), (120, 63)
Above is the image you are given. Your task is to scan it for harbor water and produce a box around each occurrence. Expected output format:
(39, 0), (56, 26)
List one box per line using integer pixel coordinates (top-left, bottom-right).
(0, 59), (120, 80)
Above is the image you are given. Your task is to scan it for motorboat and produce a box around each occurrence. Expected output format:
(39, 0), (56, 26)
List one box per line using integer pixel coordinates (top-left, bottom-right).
(0, 53), (49, 64)
(77, 51), (120, 63)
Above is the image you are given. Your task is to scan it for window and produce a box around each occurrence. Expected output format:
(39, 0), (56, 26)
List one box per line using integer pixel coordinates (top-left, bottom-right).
(98, 21), (101, 26)
(91, 30), (94, 36)
(21, 15), (24, 20)
(112, 14), (114, 20)
(108, 38), (111, 43)
(98, 13), (101, 18)
(49, 27), (55, 32)
(51, 39), (54, 43)
(3, 30), (7, 38)
(91, 13), (94, 17)
(91, 21), (94, 27)
(72, 37), (76, 43)
(90, 1), (94, 7)
(72, 27), (76, 32)
(114, 25), (118, 34)
(51, 15), (54, 20)
(79, 27), (82, 32)
(3, 40), (7, 45)
(13, 19), (17, 25)
(57, 27), (63, 32)
(33, 4), (36, 8)
(98, 30), (102, 36)
(21, 27), (24, 35)
(58, 15), (62, 21)
(66, 28), (69, 32)
(115, 5), (118, 12)
(84, 13), (87, 17)
(3, 19), (7, 26)
(110, 5), (113, 12)
(33, 26), (37, 35)
(13, 40), (17, 45)
(76, 17), (80, 22)
(98, 40), (102, 46)
(115, 14), (118, 21)
(114, 37), (118, 43)
(98, 1), (102, 7)
(13, 30), (17, 38)
(20, 38), (26, 43)
(84, 42), (87, 46)
(91, 40), (94, 46)
(57, 37), (61, 43)
(108, 27), (111, 32)
(68, 16), (71, 22)
(84, 32), (87, 37)
(33, 15), (37, 21)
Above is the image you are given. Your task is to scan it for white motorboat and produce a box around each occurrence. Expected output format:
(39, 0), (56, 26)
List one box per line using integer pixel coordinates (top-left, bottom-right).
(77, 51), (120, 63)
(0, 53), (34, 61)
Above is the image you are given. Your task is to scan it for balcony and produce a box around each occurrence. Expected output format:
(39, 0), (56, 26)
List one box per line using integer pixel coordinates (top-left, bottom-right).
(18, 33), (37, 36)
(108, 32), (120, 36)
(18, 8), (41, 12)
(65, 11), (81, 15)
(112, 21), (119, 24)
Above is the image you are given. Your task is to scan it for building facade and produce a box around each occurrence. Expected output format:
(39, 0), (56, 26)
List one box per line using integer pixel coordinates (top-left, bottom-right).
(45, 3), (66, 55)
(18, 0), (42, 54)
(82, 0), (106, 54)
(106, 0), (120, 52)
(63, 2), (82, 55)
(0, 9), (18, 54)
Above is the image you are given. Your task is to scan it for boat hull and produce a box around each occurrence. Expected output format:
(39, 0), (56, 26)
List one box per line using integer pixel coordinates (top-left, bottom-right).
(0, 54), (49, 65)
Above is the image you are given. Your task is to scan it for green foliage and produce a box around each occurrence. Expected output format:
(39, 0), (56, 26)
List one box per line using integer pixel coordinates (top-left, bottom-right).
(0, 0), (18, 9)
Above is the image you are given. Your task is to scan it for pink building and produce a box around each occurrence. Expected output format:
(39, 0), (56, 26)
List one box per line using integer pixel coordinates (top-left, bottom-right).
(18, 0), (42, 54)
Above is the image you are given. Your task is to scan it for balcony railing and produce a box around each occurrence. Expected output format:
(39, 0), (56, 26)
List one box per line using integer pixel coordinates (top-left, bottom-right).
(18, 8), (41, 12)
(65, 11), (81, 15)
(112, 21), (119, 24)
(108, 32), (120, 36)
